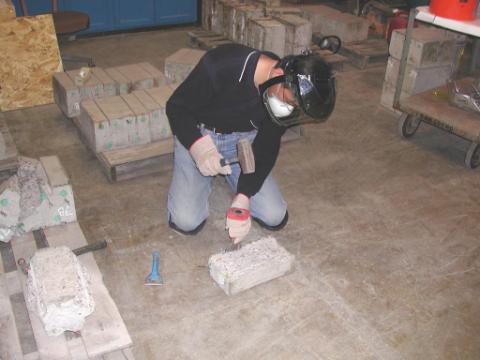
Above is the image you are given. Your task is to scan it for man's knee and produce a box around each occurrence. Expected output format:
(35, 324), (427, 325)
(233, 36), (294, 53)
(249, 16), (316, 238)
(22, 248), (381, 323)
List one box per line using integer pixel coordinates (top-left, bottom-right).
(253, 209), (288, 231)
(168, 213), (206, 235)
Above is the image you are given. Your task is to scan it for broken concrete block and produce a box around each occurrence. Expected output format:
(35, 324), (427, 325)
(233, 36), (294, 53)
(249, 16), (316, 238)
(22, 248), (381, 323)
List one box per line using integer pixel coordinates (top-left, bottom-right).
(138, 62), (167, 87)
(121, 93), (152, 145)
(301, 5), (368, 43)
(274, 14), (312, 55)
(43, 185), (76, 228)
(66, 70), (104, 101)
(26, 246), (94, 336)
(78, 99), (113, 153)
(384, 56), (452, 95)
(208, 237), (294, 295)
(105, 67), (131, 95)
(145, 86), (174, 140)
(53, 72), (81, 118)
(115, 64), (155, 91)
(389, 27), (455, 68)
(247, 17), (286, 57)
(0, 175), (20, 230)
(164, 48), (206, 84)
(95, 96), (134, 150)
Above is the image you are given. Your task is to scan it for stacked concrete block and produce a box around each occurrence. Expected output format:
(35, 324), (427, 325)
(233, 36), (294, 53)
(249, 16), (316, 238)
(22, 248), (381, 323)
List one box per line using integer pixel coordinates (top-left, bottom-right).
(105, 67), (131, 95)
(114, 64), (155, 91)
(381, 27), (458, 113)
(66, 69), (104, 101)
(230, 3), (265, 45)
(78, 99), (112, 152)
(274, 14), (312, 55)
(164, 48), (206, 83)
(265, 5), (302, 17)
(247, 17), (286, 57)
(132, 90), (165, 143)
(257, 0), (281, 7)
(95, 96), (134, 149)
(120, 93), (152, 145)
(300, 5), (368, 44)
(0, 156), (77, 242)
(145, 85), (175, 139)
(52, 72), (81, 118)
(26, 246), (94, 336)
(138, 62), (168, 87)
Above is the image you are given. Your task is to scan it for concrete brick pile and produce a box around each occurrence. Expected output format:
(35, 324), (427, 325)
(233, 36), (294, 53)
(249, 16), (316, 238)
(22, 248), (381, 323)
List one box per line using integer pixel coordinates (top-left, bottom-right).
(300, 4), (369, 44)
(26, 246), (94, 336)
(76, 84), (175, 153)
(202, 0), (313, 56)
(164, 48), (206, 83)
(0, 156), (76, 243)
(53, 62), (167, 118)
(380, 27), (464, 113)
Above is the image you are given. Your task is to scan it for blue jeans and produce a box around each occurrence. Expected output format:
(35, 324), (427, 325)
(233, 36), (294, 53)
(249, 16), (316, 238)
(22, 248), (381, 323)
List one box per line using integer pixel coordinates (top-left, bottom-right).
(167, 128), (287, 232)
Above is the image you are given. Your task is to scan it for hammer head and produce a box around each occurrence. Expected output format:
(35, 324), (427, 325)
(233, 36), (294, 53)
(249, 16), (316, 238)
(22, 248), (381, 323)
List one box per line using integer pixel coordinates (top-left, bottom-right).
(237, 138), (255, 174)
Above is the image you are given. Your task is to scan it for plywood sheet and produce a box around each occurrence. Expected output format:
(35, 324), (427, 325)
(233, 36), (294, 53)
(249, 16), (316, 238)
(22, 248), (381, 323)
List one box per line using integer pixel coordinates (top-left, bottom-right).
(0, 14), (63, 111)
(0, 0), (15, 22)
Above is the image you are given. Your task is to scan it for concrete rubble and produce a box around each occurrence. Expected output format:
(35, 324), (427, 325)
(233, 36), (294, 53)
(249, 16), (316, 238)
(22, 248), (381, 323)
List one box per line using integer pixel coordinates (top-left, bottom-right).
(0, 156), (76, 242)
(26, 246), (95, 336)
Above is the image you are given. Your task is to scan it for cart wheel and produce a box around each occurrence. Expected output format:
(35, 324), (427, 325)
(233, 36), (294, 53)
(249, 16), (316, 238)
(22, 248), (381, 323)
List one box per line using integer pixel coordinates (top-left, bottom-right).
(465, 142), (480, 169)
(398, 113), (421, 138)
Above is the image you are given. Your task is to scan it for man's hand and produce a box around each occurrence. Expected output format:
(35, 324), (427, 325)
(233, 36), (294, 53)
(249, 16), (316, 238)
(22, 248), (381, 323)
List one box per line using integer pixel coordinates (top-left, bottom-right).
(226, 193), (251, 244)
(189, 135), (231, 176)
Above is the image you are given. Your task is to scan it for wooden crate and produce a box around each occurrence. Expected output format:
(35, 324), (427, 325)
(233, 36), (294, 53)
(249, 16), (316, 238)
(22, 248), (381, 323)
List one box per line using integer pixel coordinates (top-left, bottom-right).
(0, 221), (134, 360)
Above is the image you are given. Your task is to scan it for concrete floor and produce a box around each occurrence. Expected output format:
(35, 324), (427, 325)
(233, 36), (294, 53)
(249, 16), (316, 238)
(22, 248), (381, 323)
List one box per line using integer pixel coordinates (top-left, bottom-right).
(4, 27), (480, 359)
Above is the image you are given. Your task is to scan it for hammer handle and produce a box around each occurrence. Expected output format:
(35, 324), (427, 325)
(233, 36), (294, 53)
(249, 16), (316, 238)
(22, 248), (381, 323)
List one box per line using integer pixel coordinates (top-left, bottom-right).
(220, 157), (238, 167)
(73, 240), (108, 256)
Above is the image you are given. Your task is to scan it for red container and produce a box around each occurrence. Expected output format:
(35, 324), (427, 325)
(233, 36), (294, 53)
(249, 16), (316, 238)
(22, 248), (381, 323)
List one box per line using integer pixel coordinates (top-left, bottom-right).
(430, 0), (478, 21)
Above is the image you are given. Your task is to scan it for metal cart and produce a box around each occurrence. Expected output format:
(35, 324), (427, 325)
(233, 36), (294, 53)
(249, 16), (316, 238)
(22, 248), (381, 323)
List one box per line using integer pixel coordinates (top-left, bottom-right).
(393, 6), (480, 169)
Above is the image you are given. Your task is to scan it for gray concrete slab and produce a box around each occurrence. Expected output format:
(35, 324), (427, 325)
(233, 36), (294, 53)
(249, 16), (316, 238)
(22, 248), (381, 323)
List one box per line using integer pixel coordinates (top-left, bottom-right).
(3, 27), (480, 359)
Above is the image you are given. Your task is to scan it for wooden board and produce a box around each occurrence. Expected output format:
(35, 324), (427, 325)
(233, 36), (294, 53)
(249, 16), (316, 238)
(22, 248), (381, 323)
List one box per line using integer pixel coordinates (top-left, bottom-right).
(0, 14), (63, 111)
(337, 37), (389, 69)
(97, 137), (174, 182)
(0, 0), (15, 22)
(400, 80), (480, 143)
(0, 273), (24, 360)
(188, 30), (234, 50)
(4, 225), (135, 360)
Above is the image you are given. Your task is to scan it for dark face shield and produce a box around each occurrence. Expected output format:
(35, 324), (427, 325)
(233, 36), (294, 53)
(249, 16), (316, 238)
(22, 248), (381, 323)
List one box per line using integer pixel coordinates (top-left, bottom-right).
(260, 73), (336, 127)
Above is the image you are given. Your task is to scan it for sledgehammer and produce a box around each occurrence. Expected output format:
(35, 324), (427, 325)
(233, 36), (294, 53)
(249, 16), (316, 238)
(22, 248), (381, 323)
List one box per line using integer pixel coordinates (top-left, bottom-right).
(220, 138), (255, 174)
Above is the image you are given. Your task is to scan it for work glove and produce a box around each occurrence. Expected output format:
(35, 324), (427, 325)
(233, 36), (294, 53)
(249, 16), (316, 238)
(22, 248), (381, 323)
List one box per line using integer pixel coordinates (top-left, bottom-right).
(189, 135), (231, 176)
(226, 193), (251, 244)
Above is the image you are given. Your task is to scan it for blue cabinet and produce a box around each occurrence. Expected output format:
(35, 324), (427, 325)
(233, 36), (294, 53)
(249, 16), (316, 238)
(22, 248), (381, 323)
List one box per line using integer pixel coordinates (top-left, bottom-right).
(11, 0), (197, 33)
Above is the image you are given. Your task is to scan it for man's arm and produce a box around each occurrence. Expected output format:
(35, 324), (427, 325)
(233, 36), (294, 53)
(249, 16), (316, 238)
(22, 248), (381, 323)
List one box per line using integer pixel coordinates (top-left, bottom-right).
(166, 60), (214, 149)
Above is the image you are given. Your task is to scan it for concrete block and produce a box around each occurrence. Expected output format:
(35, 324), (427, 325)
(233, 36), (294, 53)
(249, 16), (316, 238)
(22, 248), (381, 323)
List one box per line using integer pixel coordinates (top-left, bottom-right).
(66, 70), (104, 101)
(52, 72), (81, 118)
(145, 85), (174, 139)
(379, 81), (406, 115)
(138, 62), (167, 87)
(91, 67), (116, 98)
(43, 185), (76, 227)
(95, 96), (134, 149)
(229, 3), (265, 44)
(265, 6), (302, 17)
(202, 0), (213, 30)
(210, 0), (235, 35)
(121, 93), (152, 145)
(26, 246), (94, 336)
(274, 14), (312, 55)
(39, 156), (69, 188)
(78, 99), (112, 153)
(389, 27), (455, 68)
(247, 17), (286, 57)
(164, 48), (206, 84)
(209, 237), (294, 295)
(384, 56), (452, 95)
(115, 64), (155, 91)
(0, 175), (20, 230)
(301, 5), (368, 43)
(105, 67), (131, 95)
(257, 0), (281, 7)
(132, 90), (164, 142)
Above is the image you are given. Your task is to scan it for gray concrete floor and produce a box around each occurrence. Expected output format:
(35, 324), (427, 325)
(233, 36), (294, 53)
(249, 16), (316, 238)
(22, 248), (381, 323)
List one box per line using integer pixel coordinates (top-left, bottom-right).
(4, 27), (480, 359)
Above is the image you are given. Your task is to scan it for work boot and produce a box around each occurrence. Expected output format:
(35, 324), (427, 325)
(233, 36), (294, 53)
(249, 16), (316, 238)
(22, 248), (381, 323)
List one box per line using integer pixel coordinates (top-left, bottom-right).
(252, 211), (288, 231)
(168, 218), (206, 236)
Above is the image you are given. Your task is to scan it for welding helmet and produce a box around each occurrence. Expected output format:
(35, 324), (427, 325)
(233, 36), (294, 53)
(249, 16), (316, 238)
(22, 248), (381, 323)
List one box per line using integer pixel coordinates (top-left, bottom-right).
(259, 53), (336, 127)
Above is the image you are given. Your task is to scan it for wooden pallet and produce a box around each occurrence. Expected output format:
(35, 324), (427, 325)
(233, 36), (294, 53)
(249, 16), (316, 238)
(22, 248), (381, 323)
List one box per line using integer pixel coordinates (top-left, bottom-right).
(0, 113), (19, 182)
(0, 222), (134, 360)
(338, 37), (389, 69)
(188, 30), (234, 50)
(97, 137), (174, 182)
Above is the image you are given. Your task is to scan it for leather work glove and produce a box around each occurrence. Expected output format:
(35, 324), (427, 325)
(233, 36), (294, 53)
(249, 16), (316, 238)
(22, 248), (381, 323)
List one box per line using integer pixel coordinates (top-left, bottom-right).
(189, 135), (232, 176)
(226, 193), (251, 244)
